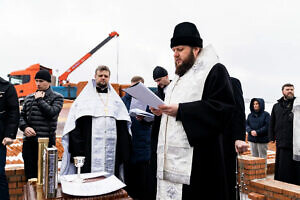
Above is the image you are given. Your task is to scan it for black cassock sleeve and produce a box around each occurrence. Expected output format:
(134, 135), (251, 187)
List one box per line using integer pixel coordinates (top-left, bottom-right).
(228, 77), (246, 141)
(177, 63), (235, 146)
(115, 120), (132, 163)
(115, 120), (132, 181)
(68, 116), (92, 168)
(268, 105), (276, 142)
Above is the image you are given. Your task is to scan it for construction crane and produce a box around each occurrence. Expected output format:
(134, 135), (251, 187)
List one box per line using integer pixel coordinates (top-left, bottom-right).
(9, 31), (119, 99)
(58, 31), (119, 85)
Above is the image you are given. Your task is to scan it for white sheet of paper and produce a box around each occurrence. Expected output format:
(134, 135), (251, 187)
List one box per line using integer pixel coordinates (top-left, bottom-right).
(123, 82), (164, 109)
(60, 172), (126, 196)
(129, 108), (154, 122)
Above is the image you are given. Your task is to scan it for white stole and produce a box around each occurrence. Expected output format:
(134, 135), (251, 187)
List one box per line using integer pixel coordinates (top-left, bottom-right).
(156, 45), (219, 200)
(292, 97), (300, 161)
(60, 80), (130, 176)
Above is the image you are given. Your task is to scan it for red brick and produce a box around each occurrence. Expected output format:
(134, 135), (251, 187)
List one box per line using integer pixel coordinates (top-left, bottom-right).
(248, 192), (265, 200)
(280, 195), (293, 200)
(282, 188), (297, 197)
(256, 169), (266, 175)
(8, 176), (21, 182)
(265, 197), (276, 200)
(247, 185), (256, 192)
(250, 180), (265, 190)
(17, 181), (26, 188)
(264, 184), (282, 194)
(17, 195), (24, 200)
(21, 176), (27, 181)
(15, 168), (24, 175)
(9, 196), (17, 200)
(264, 191), (275, 198)
(9, 188), (23, 195)
(245, 174), (257, 180)
(246, 169), (257, 175)
(5, 168), (16, 176)
(273, 192), (288, 199)
(8, 182), (17, 189)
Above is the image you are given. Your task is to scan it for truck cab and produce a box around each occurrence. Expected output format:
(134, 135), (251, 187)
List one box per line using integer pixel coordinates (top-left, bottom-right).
(8, 64), (52, 101)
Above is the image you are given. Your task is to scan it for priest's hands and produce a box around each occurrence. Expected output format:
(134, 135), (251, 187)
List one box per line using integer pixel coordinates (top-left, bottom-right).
(235, 140), (249, 154)
(150, 107), (162, 116)
(158, 104), (178, 117)
(150, 104), (179, 117)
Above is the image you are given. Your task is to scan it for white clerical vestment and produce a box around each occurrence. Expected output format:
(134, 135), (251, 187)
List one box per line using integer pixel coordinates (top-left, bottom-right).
(292, 97), (300, 161)
(60, 80), (130, 176)
(156, 45), (219, 200)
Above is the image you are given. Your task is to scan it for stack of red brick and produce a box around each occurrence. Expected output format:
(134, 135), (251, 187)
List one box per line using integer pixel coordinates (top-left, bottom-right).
(5, 137), (64, 199)
(248, 192), (266, 200)
(248, 179), (300, 200)
(6, 137), (64, 165)
(5, 167), (26, 200)
(238, 155), (300, 199)
(238, 155), (266, 193)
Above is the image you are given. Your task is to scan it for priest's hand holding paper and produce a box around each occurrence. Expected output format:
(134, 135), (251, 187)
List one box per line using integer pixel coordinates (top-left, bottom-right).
(158, 104), (179, 117)
(150, 107), (162, 116)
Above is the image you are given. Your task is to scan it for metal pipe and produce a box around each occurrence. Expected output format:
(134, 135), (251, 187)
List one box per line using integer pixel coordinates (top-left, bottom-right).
(37, 137), (49, 187)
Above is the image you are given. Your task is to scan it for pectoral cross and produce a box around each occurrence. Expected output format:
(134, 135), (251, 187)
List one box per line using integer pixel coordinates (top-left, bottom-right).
(104, 107), (108, 115)
(98, 92), (109, 116)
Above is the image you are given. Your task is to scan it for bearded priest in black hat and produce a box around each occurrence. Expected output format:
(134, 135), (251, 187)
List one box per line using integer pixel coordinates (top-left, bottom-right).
(150, 22), (238, 200)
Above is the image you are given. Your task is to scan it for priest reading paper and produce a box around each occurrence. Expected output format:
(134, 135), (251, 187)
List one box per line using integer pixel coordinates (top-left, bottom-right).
(60, 65), (131, 183)
(151, 22), (236, 200)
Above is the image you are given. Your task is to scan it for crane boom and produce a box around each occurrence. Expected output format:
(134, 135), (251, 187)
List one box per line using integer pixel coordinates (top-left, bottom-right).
(58, 31), (119, 85)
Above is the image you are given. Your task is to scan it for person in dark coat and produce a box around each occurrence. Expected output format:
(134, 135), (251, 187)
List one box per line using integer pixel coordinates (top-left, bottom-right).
(122, 76), (153, 200)
(269, 83), (300, 185)
(223, 77), (248, 200)
(0, 77), (19, 200)
(151, 22), (236, 200)
(149, 66), (170, 200)
(19, 70), (64, 180)
(246, 98), (270, 159)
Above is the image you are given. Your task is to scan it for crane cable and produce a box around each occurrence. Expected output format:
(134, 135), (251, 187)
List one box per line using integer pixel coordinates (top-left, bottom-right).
(116, 37), (119, 83)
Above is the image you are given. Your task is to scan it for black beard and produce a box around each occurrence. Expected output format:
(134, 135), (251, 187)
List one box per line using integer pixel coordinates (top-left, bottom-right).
(284, 94), (294, 100)
(97, 82), (107, 89)
(175, 50), (196, 77)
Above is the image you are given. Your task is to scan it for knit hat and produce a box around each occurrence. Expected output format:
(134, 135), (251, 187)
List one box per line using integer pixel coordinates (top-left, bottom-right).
(153, 66), (168, 80)
(35, 70), (51, 82)
(170, 22), (203, 48)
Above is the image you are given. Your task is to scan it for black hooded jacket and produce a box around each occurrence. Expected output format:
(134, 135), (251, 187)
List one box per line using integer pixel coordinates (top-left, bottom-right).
(269, 97), (295, 148)
(246, 98), (270, 143)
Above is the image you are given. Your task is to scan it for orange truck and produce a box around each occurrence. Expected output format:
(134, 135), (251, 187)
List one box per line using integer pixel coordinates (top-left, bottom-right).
(8, 64), (53, 100)
(8, 32), (119, 101)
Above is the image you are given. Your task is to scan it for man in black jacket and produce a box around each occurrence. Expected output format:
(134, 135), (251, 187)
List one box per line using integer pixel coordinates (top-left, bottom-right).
(269, 83), (300, 185)
(19, 70), (63, 180)
(149, 66), (170, 199)
(0, 77), (20, 200)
